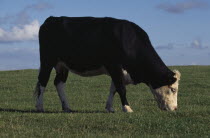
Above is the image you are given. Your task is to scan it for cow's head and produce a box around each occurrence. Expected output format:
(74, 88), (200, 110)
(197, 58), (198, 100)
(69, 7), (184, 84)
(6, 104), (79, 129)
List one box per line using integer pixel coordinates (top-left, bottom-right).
(149, 70), (181, 111)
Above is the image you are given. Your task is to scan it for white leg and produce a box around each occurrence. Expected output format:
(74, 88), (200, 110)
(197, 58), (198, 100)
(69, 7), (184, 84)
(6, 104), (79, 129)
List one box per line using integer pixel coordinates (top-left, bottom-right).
(105, 81), (116, 112)
(35, 84), (45, 112)
(56, 82), (71, 112)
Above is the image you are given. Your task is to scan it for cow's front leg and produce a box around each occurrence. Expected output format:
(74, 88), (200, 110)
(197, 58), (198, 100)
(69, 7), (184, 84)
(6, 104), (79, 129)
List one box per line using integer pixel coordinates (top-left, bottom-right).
(105, 81), (116, 112)
(118, 85), (133, 113)
(105, 65), (133, 113)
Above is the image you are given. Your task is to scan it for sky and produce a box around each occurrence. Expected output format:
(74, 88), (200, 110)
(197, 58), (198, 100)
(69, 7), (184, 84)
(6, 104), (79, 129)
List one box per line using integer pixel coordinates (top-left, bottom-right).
(0, 0), (210, 70)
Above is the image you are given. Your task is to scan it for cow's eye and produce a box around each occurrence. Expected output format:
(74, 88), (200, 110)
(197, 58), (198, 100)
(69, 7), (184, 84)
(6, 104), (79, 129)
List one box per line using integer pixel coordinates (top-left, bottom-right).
(171, 88), (176, 93)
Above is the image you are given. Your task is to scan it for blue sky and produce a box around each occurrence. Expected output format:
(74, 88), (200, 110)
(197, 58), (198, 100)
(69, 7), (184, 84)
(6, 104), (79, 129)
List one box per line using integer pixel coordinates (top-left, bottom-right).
(0, 0), (209, 70)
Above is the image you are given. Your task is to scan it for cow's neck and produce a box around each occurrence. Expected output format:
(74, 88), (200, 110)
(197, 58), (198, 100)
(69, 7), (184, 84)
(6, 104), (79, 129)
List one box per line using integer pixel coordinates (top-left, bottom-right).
(143, 46), (175, 89)
(127, 44), (175, 89)
(145, 61), (175, 89)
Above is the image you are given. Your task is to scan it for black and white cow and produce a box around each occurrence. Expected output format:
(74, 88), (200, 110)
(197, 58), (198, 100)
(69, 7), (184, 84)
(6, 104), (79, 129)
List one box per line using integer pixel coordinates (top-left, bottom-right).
(34, 16), (181, 113)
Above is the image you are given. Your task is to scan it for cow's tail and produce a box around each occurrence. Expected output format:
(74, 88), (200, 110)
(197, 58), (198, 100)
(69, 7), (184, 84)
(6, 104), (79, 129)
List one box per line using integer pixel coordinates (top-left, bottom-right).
(33, 62), (54, 98)
(34, 67), (41, 99)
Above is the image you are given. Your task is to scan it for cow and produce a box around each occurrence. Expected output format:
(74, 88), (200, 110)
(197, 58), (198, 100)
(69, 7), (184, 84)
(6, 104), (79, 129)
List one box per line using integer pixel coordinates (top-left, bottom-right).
(34, 16), (181, 113)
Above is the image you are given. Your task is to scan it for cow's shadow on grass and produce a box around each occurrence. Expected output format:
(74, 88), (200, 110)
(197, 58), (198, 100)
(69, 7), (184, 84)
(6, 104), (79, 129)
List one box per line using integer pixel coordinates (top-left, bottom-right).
(0, 108), (108, 114)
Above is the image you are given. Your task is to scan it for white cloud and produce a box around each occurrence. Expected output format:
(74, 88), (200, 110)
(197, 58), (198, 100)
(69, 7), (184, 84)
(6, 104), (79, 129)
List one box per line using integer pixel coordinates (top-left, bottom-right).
(191, 39), (201, 48)
(157, 1), (209, 14)
(190, 38), (208, 49)
(0, 20), (39, 43)
(155, 43), (174, 50)
(0, 2), (53, 26)
(26, 2), (53, 11)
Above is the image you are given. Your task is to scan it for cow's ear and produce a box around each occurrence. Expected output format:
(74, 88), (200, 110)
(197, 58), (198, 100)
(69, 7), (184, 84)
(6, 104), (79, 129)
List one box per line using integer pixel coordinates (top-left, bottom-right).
(173, 70), (181, 81)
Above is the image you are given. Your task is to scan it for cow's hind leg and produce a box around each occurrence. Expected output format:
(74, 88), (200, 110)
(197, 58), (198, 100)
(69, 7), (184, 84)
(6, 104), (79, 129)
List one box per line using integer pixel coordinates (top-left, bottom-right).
(34, 63), (53, 112)
(105, 81), (116, 112)
(105, 65), (133, 113)
(54, 63), (71, 112)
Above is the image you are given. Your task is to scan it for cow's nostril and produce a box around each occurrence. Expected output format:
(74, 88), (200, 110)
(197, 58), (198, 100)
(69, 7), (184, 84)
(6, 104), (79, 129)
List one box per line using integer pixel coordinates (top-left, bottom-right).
(174, 107), (178, 111)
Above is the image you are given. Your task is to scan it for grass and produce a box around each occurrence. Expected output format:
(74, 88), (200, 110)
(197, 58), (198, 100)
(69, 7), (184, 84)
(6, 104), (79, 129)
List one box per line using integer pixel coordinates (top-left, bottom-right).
(0, 66), (210, 137)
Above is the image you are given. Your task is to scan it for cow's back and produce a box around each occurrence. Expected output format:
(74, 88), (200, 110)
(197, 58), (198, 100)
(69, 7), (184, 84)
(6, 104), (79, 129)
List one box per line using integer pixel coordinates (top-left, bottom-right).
(39, 16), (126, 64)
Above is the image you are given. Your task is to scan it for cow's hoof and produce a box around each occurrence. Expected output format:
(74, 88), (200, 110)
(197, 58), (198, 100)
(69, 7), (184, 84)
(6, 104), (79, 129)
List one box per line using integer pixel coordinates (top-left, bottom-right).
(36, 105), (44, 112)
(105, 107), (115, 113)
(122, 105), (133, 113)
(36, 108), (45, 112)
(63, 108), (72, 113)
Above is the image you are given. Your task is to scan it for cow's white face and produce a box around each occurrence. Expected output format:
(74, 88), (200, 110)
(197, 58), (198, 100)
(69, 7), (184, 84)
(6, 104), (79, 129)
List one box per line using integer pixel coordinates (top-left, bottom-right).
(149, 70), (181, 111)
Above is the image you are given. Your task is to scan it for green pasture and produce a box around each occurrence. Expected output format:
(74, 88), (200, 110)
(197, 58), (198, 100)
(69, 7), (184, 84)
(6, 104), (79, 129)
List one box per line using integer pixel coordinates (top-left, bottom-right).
(0, 66), (210, 137)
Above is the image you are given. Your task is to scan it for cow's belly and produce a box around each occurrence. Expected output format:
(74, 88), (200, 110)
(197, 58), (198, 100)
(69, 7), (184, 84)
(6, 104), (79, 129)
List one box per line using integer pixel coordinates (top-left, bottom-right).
(69, 66), (108, 77)
(56, 61), (133, 84)
(56, 61), (108, 77)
